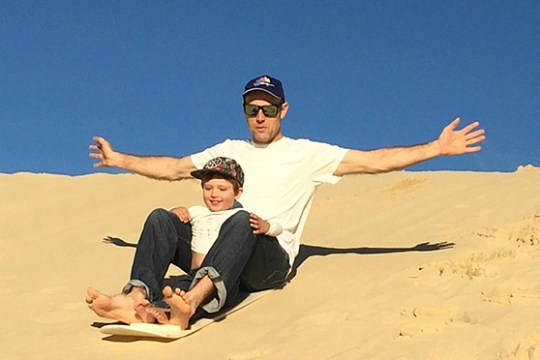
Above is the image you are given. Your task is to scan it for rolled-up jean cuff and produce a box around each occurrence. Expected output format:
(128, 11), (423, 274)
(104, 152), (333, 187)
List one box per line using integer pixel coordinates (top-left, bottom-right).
(192, 266), (226, 313)
(122, 280), (151, 300)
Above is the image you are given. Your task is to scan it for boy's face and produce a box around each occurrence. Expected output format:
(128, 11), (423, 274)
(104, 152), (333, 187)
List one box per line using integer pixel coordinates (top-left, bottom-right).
(202, 178), (242, 212)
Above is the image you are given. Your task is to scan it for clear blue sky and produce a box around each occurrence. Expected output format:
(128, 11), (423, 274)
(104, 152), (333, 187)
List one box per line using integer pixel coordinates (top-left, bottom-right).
(1, 1), (538, 175)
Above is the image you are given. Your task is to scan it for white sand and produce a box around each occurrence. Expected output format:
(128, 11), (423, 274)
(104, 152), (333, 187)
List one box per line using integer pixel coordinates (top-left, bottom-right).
(1, 167), (539, 359)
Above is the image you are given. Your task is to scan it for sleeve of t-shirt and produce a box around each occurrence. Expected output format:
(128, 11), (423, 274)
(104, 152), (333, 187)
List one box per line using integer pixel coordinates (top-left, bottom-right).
(265, 220), (283, 236)
(190, 140), (231, 170)
(303, 140), (349, 184)
(187, 205), (208, 221)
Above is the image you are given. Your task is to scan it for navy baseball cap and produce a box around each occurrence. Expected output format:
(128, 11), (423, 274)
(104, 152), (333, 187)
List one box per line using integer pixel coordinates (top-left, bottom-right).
(242, 75), (285, 102)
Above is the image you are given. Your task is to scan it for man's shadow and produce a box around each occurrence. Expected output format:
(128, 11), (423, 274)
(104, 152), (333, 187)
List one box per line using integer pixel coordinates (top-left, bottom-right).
(102, 236), (454, 283)
(102, 236), (137, 248)
(287, 241), (454, 281)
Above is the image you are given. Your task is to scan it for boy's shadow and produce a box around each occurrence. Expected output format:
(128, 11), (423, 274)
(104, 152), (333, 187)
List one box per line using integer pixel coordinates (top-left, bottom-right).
(102, 236), (454, 282)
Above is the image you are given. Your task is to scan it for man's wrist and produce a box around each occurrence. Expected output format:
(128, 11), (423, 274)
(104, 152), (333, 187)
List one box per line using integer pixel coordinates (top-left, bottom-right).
(427, 140), (442, 158)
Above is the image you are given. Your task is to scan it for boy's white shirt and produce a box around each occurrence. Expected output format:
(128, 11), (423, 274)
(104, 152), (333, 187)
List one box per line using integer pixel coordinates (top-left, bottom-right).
(189, 206), (283, 254)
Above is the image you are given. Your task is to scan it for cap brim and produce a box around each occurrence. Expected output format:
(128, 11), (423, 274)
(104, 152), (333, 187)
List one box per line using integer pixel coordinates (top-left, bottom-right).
(242, 88), (283, 101)
(191, 169), (215, 180)
(190, 169), (238, 183)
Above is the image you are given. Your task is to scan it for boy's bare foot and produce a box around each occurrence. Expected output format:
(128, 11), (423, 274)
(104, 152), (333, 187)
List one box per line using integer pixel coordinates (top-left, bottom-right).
(150, 307), (170, 324)
(135, 303), (170, 324)
(134, 301), (156, 323)
(86, 287), (146, 324)
(163, 286), (195, 330)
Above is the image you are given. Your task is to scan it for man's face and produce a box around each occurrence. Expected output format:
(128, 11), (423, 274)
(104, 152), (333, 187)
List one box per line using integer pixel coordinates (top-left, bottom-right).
(243, 91), (289, 145)
(202, 178), (241, 212)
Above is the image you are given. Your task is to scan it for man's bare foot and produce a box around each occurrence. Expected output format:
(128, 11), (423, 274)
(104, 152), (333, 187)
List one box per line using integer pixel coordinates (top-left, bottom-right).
(86, 287), (146, 324)
(163, 286), (195, 330)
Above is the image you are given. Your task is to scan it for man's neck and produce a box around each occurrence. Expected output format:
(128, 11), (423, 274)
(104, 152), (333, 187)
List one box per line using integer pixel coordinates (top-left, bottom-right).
(250, 136), (286, 148)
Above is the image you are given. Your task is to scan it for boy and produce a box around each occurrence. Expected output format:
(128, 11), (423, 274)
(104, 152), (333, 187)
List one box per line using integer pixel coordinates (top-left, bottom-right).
(135, 157), (282, 327)
(175, 156), (282, 269)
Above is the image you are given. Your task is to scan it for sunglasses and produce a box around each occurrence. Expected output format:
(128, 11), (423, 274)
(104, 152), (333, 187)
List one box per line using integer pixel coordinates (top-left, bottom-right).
(243, 103), (281, 117)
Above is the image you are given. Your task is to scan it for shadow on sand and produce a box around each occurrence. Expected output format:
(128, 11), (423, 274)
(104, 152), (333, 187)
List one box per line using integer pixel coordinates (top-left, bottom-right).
(286, 241), (454, 281)
(102, 235), (454, 282)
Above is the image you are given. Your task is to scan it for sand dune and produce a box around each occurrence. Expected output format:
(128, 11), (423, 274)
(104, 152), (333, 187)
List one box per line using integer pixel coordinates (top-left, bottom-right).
(1, 168), (539, 359)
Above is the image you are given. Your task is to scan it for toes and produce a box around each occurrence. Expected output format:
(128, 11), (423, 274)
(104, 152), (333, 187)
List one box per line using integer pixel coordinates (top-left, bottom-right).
(162, 286), (173, 298)
(134, 299), (150, 309)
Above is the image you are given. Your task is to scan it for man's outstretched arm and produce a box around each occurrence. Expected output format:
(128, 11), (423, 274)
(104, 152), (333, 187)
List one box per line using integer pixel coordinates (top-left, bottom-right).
(334, 118), (486, 176)
(89, 136), (196, 181)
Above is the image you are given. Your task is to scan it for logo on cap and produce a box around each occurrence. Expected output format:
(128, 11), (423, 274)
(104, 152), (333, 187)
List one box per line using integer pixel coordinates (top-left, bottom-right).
(243, 74), (285, 101)
(253, 76), (275, 88)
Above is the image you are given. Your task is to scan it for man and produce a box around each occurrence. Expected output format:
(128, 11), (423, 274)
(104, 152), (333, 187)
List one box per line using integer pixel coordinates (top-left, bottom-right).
(86, 75), (485, 328)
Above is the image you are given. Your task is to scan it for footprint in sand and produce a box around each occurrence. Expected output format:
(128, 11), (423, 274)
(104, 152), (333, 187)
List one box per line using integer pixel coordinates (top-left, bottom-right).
(397, 307), (475, 338)
(481, 276), (540, 305)
(418, 216), (540, 280)
(412, 246), (517, 280)
(491, 334), (540, 360)
(421, 254), (486, 279)
(510, 223), (540, 247)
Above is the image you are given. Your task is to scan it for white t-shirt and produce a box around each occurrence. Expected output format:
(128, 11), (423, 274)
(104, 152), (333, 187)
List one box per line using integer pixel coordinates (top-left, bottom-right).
(190, 137), (348, 267)
(189, 206), (245, 254)
(189, 205), (283, 254)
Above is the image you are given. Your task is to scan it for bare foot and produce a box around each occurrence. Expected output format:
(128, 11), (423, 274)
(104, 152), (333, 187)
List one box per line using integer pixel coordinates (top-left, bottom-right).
(149, 307), (170, 324)
(134, 300), (155, 323)
(135, 303), (170, 324)
(86, 287), (146, 324)
(163, 286), (195, 330)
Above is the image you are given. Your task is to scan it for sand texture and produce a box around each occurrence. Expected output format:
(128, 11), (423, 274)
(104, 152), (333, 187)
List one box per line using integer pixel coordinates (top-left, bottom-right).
(1, 168), (539, 359)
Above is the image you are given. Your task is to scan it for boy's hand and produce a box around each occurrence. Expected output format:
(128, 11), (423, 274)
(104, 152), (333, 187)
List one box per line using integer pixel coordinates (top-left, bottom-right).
(170, 207), (191, 223)
(249, 213), (270, 235)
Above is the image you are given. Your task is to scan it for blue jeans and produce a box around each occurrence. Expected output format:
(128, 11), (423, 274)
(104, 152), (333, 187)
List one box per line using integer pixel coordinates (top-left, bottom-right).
(124, 209), (290, 313)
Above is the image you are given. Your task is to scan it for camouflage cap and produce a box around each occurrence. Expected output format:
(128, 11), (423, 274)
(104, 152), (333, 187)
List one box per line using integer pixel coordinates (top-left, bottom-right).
(191, 157), (245, 187)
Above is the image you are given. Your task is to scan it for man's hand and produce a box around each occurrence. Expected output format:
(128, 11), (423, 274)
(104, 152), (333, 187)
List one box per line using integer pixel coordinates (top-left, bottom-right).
(89, 136), (122, 168)
(170, 207), (191, 223)
(437, 118), (486, 156)
(249, 213), (270, 235)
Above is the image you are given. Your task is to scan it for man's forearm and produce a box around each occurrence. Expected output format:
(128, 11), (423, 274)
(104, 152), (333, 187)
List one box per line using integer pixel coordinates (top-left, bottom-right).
(368, 141), (441, 172)
(335, 141), (441, 175)
(117, 153), (196, 180)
